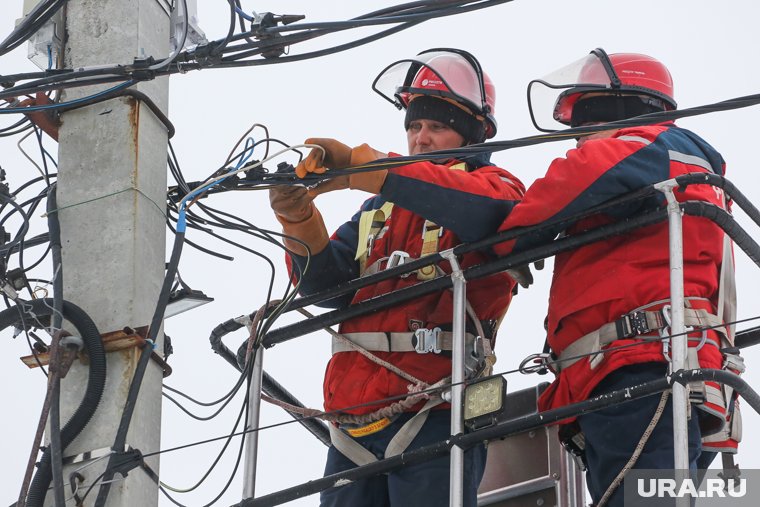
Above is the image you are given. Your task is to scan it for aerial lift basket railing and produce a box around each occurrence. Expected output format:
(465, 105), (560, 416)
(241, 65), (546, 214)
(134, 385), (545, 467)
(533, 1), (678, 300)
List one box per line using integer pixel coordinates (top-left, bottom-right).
(230, 173), (760, 507)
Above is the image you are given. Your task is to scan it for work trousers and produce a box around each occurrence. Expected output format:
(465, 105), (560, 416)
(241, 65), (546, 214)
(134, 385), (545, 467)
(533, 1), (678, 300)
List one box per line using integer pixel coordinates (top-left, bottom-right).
(320, 409), (487, 507)
(577, 363), (702, 507)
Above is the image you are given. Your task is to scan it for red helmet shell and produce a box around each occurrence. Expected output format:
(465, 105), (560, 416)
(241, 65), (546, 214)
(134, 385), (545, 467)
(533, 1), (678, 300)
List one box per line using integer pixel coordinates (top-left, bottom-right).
(399, 54), (496, 139)
(554, 53), (676, 125)
(388, 51), (497, 138)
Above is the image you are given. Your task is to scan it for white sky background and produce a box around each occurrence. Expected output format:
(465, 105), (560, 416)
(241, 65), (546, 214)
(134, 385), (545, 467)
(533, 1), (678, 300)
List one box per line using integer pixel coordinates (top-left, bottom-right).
(1, 1), (760, 505)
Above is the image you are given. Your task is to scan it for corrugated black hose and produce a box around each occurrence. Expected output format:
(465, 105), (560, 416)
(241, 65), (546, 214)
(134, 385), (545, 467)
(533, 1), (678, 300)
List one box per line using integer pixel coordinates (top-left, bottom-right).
(0, 299), (106, 507)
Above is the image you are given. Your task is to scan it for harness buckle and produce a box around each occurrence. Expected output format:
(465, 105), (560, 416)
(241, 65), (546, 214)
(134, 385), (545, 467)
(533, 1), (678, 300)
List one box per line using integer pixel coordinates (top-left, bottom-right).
(615, 310), (654, 339)
(421, 222), (443, 239)
(386, 250), (410, 270)
(413, 327), (442, 354)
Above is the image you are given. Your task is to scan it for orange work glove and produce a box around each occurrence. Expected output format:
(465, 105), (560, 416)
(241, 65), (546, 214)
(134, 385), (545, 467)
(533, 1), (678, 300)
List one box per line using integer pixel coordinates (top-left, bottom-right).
(268, 185), (314, 223)
(298, 141), (388, 197)
(295, 138), (354, 178)
(269, 185), (329, 256)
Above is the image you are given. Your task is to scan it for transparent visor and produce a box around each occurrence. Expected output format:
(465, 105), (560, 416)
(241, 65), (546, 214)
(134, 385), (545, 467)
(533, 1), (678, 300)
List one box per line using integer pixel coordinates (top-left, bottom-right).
(372, 51), (485, 114)
(527, 52), (616, 132)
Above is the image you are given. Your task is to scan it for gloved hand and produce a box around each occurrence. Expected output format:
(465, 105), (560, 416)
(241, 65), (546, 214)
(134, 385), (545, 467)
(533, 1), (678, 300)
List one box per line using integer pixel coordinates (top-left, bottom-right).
(268, 185), (314, 223)
(296, 138), (388, 196)
(295, 138), (354, 178)
(506, 264), (533, 289)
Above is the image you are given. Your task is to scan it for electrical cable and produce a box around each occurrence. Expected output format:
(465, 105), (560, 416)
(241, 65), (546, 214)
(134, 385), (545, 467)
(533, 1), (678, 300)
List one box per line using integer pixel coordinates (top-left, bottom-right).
(0, 116), (33, 137)
(32, 124), (53, 181)
(137, 314), (760, 469)
(147, 0), (188, 71)
(92, 228), (185, 507)
(92, 122), (261, 507)
(216, 20), (423, 66)
(164, 380), (246, 408)
(0, 0), (66, 57)
(0, 0), (510, 98)
(45, 183), (66, 507)
(0, 193), (31, 256)
(162, 374), (248, 421)
(0, 80), (136, 115)
(159, 381), (249, 498)
(2, 299), (106, 507)
(212, 0), (238, 56)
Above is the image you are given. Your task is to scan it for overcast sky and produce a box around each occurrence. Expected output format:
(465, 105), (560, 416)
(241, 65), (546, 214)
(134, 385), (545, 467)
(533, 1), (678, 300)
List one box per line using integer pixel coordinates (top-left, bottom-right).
(2, 1), (760, 506)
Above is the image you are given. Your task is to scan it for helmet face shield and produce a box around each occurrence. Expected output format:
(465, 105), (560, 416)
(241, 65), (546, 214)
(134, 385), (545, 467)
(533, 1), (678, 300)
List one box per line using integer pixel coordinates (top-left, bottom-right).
(372, 48), (497, 138)
(527, 48), (676, 132)
(527, 51), (619, 132)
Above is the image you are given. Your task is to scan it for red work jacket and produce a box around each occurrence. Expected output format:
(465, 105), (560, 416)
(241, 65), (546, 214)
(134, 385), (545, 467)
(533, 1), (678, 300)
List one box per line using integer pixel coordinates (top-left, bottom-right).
(292, 156), (525, 415)
(494, 124), (733, 431)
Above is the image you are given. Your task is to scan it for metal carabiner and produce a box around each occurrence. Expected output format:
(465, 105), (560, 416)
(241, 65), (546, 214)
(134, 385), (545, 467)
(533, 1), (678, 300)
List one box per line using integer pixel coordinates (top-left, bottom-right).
(518, 352), (553, 375)
(659, 304), (673, 363)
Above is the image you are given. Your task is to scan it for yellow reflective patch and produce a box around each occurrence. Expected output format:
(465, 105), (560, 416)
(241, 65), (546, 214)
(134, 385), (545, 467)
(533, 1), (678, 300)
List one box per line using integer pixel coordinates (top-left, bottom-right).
(345, 417), (391, 437)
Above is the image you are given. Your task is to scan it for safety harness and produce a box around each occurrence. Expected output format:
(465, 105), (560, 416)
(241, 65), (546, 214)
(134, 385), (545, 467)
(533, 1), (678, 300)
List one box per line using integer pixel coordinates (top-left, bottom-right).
(542, 186), (745, 493)
(338, 163), (500, 463)
(553, 298), (726, 373)
(355, 162), (468, 280)
(328, 288), (497, 466)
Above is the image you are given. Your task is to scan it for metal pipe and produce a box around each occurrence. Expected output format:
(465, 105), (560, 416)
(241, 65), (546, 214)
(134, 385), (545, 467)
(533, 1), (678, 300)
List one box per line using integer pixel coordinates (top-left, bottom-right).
(477, 475), (558, 505)
(236, 374), (674, 507)
(236, 369), (760, 507)
(243, 346), (265, 499)
(560, 447), (585, 507)
(655, 180), (690, 507)
(442, 249), (466, 507)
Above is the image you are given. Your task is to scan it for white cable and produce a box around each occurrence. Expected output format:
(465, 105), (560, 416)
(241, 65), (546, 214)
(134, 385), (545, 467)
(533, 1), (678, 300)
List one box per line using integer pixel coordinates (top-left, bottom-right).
(17, 130), (48, 182)
(148, 0), (188, 71)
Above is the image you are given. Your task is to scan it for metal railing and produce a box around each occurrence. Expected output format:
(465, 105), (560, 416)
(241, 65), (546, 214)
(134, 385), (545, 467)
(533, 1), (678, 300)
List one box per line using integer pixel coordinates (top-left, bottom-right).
(230, 174), (760, 506)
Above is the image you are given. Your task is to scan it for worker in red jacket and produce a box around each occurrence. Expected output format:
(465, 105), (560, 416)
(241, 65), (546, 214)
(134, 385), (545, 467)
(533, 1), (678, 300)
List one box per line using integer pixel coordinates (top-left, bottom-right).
(269, 48), (525, 506)
(495, 49), (742, 506)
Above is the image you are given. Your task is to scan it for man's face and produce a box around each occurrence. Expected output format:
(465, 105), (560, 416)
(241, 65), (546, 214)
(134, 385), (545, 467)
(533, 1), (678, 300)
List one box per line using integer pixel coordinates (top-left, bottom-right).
(406, 119), (466, 155)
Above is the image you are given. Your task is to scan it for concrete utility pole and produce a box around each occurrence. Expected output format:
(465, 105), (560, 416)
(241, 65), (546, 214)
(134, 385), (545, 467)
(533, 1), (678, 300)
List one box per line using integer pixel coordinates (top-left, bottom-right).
(55, 0), (170, 505)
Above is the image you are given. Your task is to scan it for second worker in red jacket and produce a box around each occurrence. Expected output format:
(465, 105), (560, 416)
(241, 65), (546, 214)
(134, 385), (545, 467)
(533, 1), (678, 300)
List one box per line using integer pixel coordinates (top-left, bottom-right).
(494, 49), (742, 507)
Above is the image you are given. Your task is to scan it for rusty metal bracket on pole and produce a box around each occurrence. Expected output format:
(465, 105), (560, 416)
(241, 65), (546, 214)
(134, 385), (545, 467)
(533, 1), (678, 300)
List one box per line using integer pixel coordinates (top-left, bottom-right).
(20, 325), (172, 377)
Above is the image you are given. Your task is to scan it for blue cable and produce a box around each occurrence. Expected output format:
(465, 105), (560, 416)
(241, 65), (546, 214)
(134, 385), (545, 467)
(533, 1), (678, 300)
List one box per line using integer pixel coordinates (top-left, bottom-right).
(47, 45), (53, 70)
(176, 137), (256, 233)
(234, 6), (254, 21)
(0, 80), (135, 115)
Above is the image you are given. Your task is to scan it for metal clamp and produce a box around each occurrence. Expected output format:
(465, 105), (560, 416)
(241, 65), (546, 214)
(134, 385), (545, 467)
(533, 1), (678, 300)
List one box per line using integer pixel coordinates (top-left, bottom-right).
(413, 327), (442, 354)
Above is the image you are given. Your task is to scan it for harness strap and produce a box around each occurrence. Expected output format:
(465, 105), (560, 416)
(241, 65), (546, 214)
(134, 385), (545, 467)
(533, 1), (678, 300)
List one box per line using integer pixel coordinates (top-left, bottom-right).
(417, 221), (442, 280)
(328, 397), (444, 466)
(355, 163), (468, 280)
(328, 424), (378, 466)
(333, 331), (476, 354)
(554, 306), (726, 372)
(356, 201), (395, 274)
